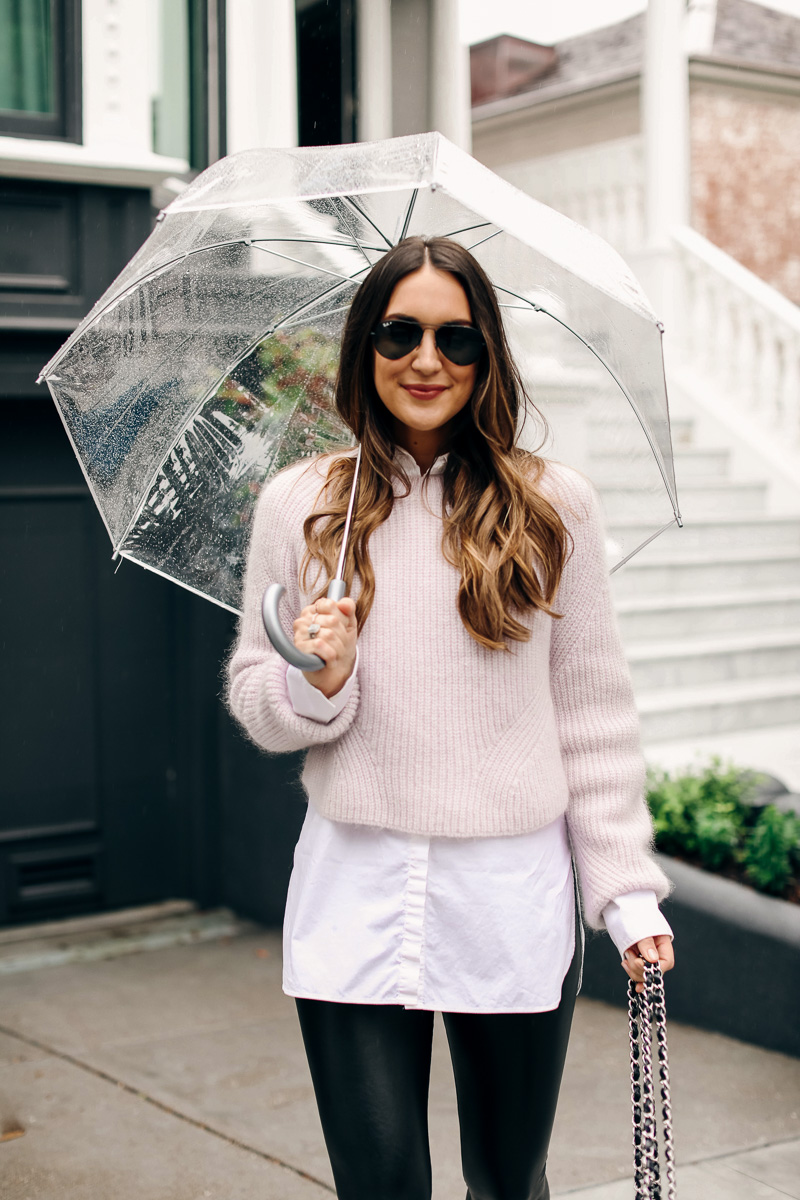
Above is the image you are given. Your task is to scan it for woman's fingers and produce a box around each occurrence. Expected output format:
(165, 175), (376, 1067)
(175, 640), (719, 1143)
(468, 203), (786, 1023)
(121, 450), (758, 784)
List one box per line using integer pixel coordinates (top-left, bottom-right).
(621, 934), (675, 994)
(294, 599), (356, 636)
(292, 597), (358, 692)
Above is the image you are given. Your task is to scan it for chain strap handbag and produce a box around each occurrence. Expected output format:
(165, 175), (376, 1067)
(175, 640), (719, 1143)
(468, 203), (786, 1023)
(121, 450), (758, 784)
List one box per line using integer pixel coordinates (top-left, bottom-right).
(628, 961), (676, 1198)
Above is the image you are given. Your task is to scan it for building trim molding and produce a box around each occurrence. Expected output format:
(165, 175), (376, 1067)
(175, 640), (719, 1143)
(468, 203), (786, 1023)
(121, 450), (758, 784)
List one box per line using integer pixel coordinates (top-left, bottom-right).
(0, 140), (189, 188)
(473, 54), (800, 130)
(472, 69), (639, 126)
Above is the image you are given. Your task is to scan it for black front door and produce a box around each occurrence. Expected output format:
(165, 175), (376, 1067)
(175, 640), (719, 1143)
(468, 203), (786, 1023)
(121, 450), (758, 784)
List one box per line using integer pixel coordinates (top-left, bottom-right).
(0, 393), (196, 924)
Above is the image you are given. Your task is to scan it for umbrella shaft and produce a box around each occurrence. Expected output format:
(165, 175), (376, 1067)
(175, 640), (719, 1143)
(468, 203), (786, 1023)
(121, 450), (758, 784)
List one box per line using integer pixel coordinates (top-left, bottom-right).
(333, 443), (362, 589)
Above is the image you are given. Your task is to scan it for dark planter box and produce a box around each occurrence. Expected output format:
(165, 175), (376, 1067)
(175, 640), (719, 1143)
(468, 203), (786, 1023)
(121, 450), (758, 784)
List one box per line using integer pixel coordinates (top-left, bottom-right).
(580, 853), (800, 1058)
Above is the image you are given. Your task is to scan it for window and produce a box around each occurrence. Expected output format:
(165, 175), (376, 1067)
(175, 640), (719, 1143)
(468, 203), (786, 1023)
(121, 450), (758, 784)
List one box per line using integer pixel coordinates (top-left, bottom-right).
(0, 0), (81, 140)
(188, 0), (226, 169)
(151, 0), (191, 162)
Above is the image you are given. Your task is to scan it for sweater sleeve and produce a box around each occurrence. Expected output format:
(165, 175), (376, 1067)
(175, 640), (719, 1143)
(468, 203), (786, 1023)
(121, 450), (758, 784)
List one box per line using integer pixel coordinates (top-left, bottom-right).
(226, 465), (361, 753)
(548, 471), (672, 930)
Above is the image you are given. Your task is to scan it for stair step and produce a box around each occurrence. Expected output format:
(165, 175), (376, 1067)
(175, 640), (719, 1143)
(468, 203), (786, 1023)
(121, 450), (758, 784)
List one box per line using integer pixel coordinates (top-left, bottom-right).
(611, 547), (800, 596)
(627, 628), (800, 689)
(601, 480), (768, 520)
(590, 447), (731, 483)
(615, 586), (800, 639)
(586, 415), (694, 453)
(669, 417), (695, 448)
(609, 513), (800, 553)
(636, 676), (800, 741)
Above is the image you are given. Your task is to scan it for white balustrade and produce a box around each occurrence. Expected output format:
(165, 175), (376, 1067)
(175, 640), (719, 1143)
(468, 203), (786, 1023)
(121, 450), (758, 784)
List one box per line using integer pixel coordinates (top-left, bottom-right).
(491, 135), (800, 458)
(497, 136), (645, 257)
(672, 226), (800, 453)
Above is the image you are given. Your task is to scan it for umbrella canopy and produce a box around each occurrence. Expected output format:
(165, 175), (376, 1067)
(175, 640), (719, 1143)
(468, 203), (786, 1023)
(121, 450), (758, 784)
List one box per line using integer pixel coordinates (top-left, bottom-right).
(39, 133), (681, 613)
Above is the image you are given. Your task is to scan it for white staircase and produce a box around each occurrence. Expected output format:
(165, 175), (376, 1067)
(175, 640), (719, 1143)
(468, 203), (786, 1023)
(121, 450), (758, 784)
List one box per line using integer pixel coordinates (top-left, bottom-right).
(529, 345), (800, 748)
(497, 132), (800, 774)
(597, 410), (800, 744)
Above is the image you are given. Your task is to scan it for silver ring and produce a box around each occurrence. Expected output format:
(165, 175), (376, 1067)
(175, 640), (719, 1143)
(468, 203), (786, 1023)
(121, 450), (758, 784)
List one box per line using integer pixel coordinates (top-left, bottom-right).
(307, 622), (321, 639)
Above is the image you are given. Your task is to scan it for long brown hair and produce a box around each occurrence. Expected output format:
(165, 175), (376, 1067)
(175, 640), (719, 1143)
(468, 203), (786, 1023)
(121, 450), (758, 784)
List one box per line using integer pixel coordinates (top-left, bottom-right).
(300, 236), (570, 651)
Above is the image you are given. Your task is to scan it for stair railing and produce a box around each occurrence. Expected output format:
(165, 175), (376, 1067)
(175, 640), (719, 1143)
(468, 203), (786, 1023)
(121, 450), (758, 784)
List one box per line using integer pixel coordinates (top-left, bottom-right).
(672, 225), (800, 455)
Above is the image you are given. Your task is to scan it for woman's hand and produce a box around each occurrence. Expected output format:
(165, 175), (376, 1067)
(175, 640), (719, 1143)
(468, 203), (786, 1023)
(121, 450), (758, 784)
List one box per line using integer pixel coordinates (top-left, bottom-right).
(294, 597), (358, 699)
(621, 935), (675, 994)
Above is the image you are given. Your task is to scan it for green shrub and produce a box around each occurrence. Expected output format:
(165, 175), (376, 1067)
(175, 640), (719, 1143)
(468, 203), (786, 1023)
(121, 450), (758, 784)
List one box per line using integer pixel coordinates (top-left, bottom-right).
(740, 804), (800, 895)
(645, 758), (800, 899)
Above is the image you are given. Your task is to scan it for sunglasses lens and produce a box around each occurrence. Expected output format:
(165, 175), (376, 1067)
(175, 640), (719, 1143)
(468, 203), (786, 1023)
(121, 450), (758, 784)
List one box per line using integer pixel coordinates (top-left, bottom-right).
(372, 320), (422, 360)
(371, 320), (485, 365)
(435, 326), (485, 365)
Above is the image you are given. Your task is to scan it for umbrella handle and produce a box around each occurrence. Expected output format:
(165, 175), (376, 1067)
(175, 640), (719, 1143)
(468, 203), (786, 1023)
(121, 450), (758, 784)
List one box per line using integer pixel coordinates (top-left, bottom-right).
(261, 579), (347, 673)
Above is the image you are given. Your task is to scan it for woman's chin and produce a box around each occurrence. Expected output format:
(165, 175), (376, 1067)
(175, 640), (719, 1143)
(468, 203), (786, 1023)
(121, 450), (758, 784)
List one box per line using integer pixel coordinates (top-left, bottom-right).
(392, 407), (459, 437)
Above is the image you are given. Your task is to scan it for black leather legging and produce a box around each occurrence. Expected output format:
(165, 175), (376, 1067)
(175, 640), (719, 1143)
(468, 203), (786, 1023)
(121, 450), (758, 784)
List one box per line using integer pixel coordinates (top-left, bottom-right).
(295, 898), (582, 1200)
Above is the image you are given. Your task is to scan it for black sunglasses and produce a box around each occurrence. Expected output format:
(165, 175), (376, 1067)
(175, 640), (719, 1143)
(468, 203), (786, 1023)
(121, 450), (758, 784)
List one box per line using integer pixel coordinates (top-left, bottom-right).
(370, 318), (485, 366)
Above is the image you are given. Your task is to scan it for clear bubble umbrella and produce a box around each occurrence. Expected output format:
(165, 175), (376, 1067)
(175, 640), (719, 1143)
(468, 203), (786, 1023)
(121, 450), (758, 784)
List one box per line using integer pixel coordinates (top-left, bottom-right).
(39, 132), (682, 666)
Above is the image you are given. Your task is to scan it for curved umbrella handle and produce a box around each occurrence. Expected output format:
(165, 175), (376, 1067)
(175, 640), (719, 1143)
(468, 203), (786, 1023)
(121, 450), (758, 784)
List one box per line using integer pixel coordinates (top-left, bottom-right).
(261, 583), (325, 672)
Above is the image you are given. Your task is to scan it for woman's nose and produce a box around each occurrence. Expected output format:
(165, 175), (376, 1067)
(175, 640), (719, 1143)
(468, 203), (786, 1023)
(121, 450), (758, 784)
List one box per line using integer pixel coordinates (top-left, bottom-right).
(411, 328), (442, 372)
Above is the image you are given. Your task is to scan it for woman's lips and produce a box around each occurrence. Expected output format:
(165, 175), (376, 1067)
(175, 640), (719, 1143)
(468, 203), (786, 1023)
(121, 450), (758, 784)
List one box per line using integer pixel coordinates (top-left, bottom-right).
(402, 384), (447, 399)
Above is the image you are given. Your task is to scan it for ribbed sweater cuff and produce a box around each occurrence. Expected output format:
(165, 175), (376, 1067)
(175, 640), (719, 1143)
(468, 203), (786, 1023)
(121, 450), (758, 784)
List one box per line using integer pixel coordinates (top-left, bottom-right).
(236, 654), (361, 753)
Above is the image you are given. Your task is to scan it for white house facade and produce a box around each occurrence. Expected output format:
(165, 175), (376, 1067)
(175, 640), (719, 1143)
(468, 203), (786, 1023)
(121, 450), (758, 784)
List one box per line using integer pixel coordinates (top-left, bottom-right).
(471, 0), (800, 777)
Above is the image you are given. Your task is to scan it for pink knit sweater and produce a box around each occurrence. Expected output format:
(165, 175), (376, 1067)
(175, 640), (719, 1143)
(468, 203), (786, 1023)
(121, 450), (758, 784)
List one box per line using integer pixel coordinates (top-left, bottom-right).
(227, 450), (672, 929)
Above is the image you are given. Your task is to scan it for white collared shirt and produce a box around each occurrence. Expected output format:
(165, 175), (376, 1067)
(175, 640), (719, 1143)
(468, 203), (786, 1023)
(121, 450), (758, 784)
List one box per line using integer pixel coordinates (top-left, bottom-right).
(280, 446), (672, 1012)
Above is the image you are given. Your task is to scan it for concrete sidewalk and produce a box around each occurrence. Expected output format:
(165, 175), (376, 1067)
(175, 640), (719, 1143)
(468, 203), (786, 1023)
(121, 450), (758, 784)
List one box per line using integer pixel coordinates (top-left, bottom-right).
(0, 909), (798, 1200)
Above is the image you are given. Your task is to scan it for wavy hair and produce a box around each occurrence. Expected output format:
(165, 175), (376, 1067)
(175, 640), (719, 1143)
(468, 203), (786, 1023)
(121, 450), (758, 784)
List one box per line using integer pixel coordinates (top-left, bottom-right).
(300, 236), (570, 651)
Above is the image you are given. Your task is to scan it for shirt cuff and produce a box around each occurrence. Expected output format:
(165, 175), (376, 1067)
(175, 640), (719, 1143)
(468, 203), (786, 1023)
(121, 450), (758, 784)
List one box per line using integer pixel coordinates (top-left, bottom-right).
(286, 647), (359, 724)
(601, 889), (674, 959)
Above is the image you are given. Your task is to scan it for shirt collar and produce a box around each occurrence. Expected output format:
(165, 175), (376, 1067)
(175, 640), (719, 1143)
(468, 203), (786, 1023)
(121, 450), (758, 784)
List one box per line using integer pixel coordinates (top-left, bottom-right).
(392, 445), (449, 478)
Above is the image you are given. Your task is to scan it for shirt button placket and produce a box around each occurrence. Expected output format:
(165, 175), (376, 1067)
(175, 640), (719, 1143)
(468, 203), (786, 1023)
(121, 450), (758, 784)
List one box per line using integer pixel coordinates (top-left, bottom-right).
(396, 835), (431, 1008)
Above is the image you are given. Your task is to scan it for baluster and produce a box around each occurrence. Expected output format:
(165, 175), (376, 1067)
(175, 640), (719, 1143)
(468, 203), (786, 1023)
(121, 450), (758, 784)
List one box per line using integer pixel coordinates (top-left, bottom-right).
(759, 327), (780, 427)
(723, 298), (740, 395)
(700, 273), (719, 379)
(783, 337), (800, 449)
(678, 257), (697, 364)
(739, 300), (758, 405)
(750, 318), (765, 416)
(717, 285), (737, 394)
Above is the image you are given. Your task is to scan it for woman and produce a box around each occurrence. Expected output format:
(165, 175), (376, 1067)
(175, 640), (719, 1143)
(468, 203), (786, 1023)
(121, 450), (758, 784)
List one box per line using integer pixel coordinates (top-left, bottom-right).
(227, 236), (675, 1200)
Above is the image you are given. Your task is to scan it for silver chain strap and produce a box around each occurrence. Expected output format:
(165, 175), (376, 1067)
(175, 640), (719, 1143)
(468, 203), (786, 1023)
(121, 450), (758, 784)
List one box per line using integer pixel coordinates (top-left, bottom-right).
(628, 962), (676, 1198)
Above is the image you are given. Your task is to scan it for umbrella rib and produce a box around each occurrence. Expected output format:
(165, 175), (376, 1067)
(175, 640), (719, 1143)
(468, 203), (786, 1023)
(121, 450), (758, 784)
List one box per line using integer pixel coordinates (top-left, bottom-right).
(110, 274), (363, 557)
(270, 268), (371, 333)
(250, 236), (386, 252)
(609, 517), (681, 574)
(495, 284), (682, 520)
(118, 551), (241, 614)
(464, 229), (502, 253)
(343, 195), (394, 249)
(397, 188), (418, 243)
(40, 240), (268, 377)
(280, 302), (354, 328)
(436, 221), (493, 240)
(325, 199), (377, 269)
(248, 243), (363, 283)
(41, 236), (368, 379)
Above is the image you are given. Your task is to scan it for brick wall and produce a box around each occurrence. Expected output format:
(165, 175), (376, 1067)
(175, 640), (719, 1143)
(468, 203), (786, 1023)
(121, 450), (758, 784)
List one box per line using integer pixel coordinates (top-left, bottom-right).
(690, 81), (800, 304)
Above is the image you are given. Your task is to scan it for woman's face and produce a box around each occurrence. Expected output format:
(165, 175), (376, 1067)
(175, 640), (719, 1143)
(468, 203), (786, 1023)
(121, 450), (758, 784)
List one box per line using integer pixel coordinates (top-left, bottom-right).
(372, 263), (478, 445)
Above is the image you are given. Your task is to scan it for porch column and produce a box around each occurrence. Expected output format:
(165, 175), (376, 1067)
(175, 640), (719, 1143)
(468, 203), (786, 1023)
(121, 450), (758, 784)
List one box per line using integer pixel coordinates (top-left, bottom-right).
(640, 0), (690, 338)
(357, 0), (393, 141)
(227, 0), (297, 153)
(430, 0), (472, 151)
